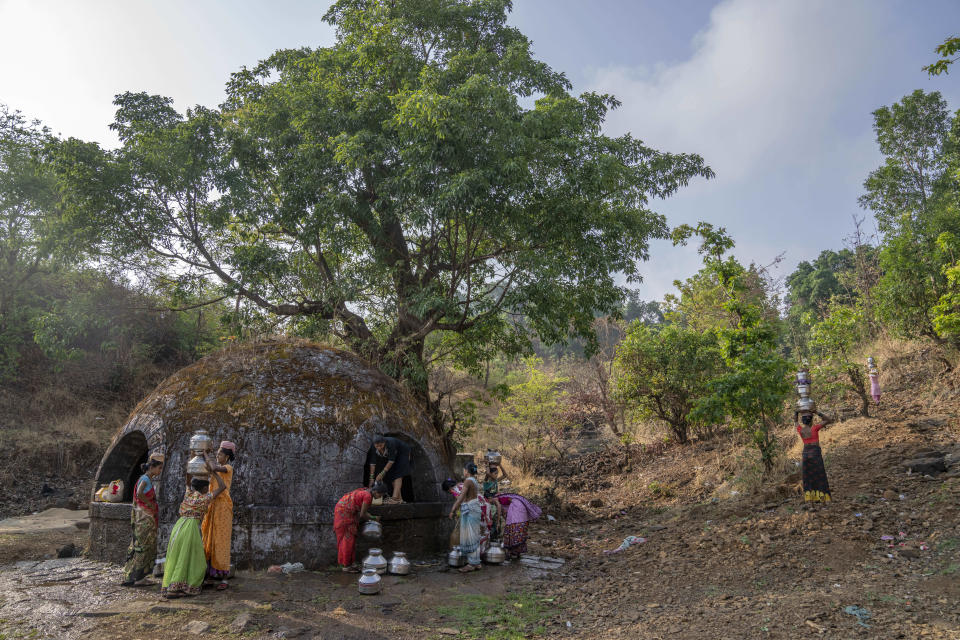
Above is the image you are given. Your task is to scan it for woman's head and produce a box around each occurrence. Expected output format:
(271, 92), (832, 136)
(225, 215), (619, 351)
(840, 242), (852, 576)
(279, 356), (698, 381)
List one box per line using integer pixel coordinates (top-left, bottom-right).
(217, 441), (236, 465)
(373, 435), (387, 455)
(464, 462), (478, 477)
(141, 453), (164, 476)
(441, 478), (457, 493)
(800, 413), (813, 426)
(191, 478), (210, 494)
(370, 482), (389, 498)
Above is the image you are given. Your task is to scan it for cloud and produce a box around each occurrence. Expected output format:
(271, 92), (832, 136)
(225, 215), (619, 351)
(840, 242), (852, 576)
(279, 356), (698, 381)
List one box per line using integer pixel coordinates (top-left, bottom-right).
(587, 0), (897, 300)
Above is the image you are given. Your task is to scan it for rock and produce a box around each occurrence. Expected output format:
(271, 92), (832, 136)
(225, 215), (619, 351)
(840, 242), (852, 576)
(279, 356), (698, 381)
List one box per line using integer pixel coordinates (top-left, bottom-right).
(899, 549), (919, 559)
(57, 543), (78, 558)
(184, 620), (210, 634)
(648, 524), (667, 532)
(230, 612), (252, 633)
(902, 458), (948, 475)
(438, 628), (460, 635)
(883, 489), (898, 500)
(588, 498), (604, 508)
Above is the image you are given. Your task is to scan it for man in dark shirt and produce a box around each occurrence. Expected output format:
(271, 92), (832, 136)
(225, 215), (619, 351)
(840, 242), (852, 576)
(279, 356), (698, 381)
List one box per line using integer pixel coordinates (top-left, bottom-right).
(368, 435), (413, 503)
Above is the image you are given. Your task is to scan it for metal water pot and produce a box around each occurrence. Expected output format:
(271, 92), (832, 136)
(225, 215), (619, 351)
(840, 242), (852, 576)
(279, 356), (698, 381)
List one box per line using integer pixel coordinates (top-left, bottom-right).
(483, 542), (506, 564)
(186, 454), (208, 476)
(388, 551), (411, 575)
(362, 548), (388, 574)
(795, 384), (810, 397)
(485, 449), (502, 466)
(447, 545), (467, 567)
(189, 430), (213, 453)
(797, 397), (816, 412)
(358, 568), (382, 595)
(795, 370), (811, 386)
(361, 519), (382, 541)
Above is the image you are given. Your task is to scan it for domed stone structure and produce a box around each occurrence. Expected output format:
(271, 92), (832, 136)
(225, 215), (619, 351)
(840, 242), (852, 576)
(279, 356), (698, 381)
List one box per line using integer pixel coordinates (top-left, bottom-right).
(89, 339), (455, 569)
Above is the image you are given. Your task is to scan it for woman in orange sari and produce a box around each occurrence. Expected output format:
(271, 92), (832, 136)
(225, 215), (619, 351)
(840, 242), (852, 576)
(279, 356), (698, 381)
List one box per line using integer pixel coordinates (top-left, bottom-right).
(201, 441), (235, 590)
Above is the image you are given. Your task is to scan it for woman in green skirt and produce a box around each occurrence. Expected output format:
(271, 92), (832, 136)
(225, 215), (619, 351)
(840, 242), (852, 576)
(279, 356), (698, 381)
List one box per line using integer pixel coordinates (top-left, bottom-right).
(161, 454), (225, 599)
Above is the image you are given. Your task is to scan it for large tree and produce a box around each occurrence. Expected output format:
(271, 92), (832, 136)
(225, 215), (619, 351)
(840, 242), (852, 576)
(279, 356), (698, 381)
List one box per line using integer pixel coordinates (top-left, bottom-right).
(52, 0), (712, 442)
(859, 90), (960, 345)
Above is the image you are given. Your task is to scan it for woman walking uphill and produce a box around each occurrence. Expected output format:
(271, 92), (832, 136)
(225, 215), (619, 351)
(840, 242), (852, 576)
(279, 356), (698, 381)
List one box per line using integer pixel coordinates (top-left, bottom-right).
(201, 441), (236, 590)
(161, 454), (225, 599)
(796, 407), (833, 503)
(121, 453), (164, 586)
(334, 483), (388, 572)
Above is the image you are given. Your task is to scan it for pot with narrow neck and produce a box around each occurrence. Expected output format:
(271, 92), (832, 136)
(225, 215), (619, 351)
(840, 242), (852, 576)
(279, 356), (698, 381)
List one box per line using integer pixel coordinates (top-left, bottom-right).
(358, 568), (382, 594)
(388, 551), (411, 575)
(363, 548), (388, 575)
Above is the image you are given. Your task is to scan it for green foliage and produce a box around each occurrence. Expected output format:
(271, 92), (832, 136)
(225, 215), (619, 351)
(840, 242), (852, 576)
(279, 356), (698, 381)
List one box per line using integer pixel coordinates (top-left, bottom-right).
(674, 223), (791, 471)
(806, 299), (870, 416)
(932, 232), (960, 338)
(614, 322), (721, 443)
(924, 35), (960, 76)
(494, 356), (569, 470)
(51, 0), (712, 440)
(859, 90), (960, 345)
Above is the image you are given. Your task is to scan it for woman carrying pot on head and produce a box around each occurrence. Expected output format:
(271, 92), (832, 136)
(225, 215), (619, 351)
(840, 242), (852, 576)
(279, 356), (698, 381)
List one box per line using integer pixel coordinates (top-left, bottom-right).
(448, 463), (491, 573)
(795, 405), (833, 503)
(334, 483), (388, 573)
(161, 454), (225, 599)
(201, 441), (236, 591)
(121, 453), (164, 587)
(498, 493), (542, 559)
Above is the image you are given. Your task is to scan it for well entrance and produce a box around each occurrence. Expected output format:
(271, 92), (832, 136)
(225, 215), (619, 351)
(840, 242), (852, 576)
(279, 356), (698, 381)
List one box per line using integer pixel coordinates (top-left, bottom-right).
(88, 340), (455, 568)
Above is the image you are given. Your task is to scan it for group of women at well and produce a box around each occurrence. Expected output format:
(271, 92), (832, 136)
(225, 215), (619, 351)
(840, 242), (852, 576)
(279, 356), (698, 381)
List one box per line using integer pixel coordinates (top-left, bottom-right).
(121, 441), (236, 599)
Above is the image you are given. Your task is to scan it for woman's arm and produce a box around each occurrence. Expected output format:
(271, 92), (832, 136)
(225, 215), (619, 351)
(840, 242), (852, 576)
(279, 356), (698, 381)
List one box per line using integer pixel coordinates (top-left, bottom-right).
(205, 454), (227, 498)
(449, 489), (467, 518)
(376, 461), (394, 482)
(358, 501), (371, 521)
(816, 411), (834, 427)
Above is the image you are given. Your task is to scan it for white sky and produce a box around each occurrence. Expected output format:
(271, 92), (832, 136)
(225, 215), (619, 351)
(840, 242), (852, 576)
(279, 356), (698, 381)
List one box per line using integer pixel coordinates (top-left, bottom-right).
(2, 0), (958, 300)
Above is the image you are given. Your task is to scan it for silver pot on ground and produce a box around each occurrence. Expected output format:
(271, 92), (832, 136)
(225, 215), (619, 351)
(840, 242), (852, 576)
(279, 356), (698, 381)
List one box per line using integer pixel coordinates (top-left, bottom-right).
(447, 546), (467, 568)
(388, 551), (411, 575)
(358, 568), (382, 595)
(363, 548), (388, 574)
(483, 542), (506, 564)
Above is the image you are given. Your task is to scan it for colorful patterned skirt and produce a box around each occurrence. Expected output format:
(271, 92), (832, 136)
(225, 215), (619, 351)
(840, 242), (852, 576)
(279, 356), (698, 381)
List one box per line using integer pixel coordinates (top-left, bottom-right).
(802, 443), (831, 502)
(502, 521), (529, 558)
(161, 517), (206, 596)
(123, 509), (157, 583)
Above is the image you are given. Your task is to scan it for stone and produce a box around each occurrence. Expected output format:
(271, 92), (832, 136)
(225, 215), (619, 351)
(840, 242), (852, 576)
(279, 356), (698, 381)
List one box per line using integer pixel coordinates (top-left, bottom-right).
(185, 620), (210, 634)
(588, 498), (604, 508)
(438, 629), (460, 635)
(56, 543), (78, 558)
(230, 612), (252, 633)
(89, 339), (456, 569)
(902, 458), (948, 475)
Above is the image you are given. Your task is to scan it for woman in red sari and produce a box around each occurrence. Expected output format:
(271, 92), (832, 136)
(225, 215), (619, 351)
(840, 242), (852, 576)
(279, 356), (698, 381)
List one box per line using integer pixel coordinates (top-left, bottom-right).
(333, 482), (387, 572)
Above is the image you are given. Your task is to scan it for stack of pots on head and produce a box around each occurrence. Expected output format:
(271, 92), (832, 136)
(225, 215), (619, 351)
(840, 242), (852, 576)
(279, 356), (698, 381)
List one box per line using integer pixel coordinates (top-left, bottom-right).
(795, 368), (815, 413)
(186, 429), (213, 477)
(867, 356), (878, 377)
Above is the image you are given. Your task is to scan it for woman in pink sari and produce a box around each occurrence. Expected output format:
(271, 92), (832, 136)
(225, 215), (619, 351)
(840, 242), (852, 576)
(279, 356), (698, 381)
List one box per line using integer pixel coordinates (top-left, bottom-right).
(498, 493), (541, 559)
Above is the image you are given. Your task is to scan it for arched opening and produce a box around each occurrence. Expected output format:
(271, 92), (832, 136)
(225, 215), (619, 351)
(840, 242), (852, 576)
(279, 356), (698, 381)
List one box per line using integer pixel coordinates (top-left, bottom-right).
(360, 433), (438, 503)
(96, 431), (148, 502)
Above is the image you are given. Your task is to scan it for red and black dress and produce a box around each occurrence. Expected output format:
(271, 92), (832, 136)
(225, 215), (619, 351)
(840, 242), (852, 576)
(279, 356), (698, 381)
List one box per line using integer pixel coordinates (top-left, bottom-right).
(797, 424), (830, 502)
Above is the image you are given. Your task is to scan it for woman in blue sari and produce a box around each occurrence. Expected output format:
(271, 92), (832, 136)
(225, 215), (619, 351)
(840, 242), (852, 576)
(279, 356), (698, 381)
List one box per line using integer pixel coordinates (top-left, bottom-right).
(448, 463), (490, 573)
